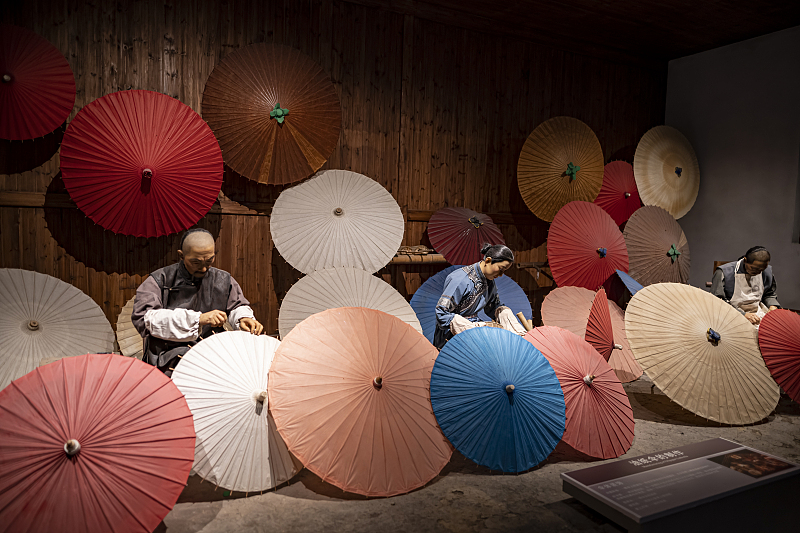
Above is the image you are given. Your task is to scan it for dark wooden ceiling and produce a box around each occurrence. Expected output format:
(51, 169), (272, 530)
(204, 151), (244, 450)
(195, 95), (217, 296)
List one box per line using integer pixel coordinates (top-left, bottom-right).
(353, 0), (800, 62)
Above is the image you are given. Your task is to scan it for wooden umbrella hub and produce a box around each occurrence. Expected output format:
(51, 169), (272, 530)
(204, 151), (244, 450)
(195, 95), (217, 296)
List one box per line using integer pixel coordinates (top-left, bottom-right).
(468, 216), (483, 229)
(373, 376), (383, 390)
(269, 102), (289, 124)
(64, 439), (81, 456)
(2, 74), (11, 83)
(505, 384), (515, 394)
(27, 320), (39, 331)
(583, 374), (596, 385)
(333, 207), (344, 217)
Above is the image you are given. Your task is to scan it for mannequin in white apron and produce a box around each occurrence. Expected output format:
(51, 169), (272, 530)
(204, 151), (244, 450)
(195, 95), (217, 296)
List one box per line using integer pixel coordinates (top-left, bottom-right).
(711, 246), (780, 327)
(729, 258), (769, 326)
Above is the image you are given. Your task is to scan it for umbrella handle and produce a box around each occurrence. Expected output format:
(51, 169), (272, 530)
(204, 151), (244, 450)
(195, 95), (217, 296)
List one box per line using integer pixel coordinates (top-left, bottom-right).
(613, 343), (623, 350)
(515, 312), (533, 332)
(373, 377), (382, 390)
(707, 328), (721, 345)
(2, 74), (11, 83)
(583, 374), (595, 385)
(64, 439), (81, 456)
(142, 168), (153, 180)
(624, 192), (631, 198)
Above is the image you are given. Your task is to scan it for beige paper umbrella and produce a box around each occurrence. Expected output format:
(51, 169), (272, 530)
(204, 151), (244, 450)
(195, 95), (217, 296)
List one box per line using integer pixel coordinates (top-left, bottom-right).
(633, 126), (700, 219)
(625, 283), (779, 425)
(623, 205), (691, 285)
(279, 267), (421, 339)
(270, 169), (404, 274)
(517, 116), (605, 222)
(0, 269), (115, 391)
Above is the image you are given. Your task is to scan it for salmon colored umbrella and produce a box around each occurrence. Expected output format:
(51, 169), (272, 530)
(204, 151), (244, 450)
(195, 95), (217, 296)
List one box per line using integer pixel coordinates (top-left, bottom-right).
(548, 201), (629, 290)
(623, 205), (691, 285)
(60, 90), (223, 237)
(0, 24), (75, 140)
(202, 43), (341, 185)
(269, 307), (452, 497)
(585, 288), (618, 362)
(525, 326), (634, 459)
(594, 161), (641, 226)
(0, 354), (195, 533)
(428, 207), (505, 266)
(757, 309), (800, 403)
(517, 116), (605, 222)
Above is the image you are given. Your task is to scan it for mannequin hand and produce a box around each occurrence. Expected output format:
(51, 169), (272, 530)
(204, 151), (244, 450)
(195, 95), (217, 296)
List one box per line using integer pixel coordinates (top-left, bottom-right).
(199, 310), (227, 327)
(239, 317), (263, 335)
(744, 312), (761, 325)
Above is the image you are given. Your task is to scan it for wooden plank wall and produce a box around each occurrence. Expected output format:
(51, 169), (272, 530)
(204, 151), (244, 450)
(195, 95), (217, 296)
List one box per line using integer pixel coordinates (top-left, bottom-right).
(0, 0), (666, 334)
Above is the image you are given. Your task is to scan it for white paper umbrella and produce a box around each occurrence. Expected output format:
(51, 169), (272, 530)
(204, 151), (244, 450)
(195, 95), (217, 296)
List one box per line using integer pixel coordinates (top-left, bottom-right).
(171, 331), (300, 492)
(0, 268), (115, 391)
(270, 169), (404, 274)
(279, 267), (421, 339)
(115, 295), (143, 359)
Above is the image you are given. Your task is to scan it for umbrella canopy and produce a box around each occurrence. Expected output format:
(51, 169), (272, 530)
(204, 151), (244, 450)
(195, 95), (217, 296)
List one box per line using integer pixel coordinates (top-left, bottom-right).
(633, 125), (700, 219)
(428, 207), (505, 266)
(585, 288), (615, 361)
(0, 24), (75, 140)
(269, 307), (452, 497)
(623, 205), (691, 285)
(0, 268), (115, 392)
(757, 309), (800, 403)
(278, 267), (421, 339)
(270, 169), (404, 274)
(547, 201), (629, 290)
(524, 326), (634, 459)
(594, 161), (641, 226)
(171, 331), (299, 493)
(625, 283), (779, 424)
(202, 43), (340, 185)
(430, 327), (565, 472)
(60, 90), (223, 238)
(0, 354), (195, 533)
(116, 294), (143, 360)
(517, 116), (605, 222)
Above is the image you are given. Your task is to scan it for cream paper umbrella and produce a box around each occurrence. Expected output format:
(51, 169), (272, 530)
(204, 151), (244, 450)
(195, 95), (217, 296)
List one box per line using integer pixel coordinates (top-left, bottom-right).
(115, 295), (143, 359)
(171, 331), (300, 492)
(633, 126), (700, 219)
(625, 283), (779, 425)
(270, 169), (404, 274)
(623, 205), (691, 285)
(279, 267), (421, 339)
(0, 268), (115, 391)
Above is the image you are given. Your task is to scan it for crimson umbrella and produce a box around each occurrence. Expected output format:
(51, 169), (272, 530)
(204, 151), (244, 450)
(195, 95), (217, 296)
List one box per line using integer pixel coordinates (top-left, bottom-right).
(0, 354), (195, 533)
(524, 326), (634, 459)
(548, 201), (629, 290)
(585, 288), (617, 362)
(593, 161), (641, 226)
(60, 90), (223, 237)
(428, 207), (505, 266)
(758, 309), (800, 403)
(0, 24), (75, 140)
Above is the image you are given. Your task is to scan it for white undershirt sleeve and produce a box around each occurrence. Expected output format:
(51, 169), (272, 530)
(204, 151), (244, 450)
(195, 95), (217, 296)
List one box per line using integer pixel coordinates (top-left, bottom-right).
(228, 305), (255, 330)
(144, 309), (201, 342)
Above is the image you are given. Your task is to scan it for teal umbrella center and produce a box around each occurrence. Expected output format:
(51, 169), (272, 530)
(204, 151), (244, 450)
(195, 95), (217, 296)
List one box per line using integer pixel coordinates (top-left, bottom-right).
(667, 244), (681, 263)
(565, 162), (581, 182)
(269, 102), (289, 124)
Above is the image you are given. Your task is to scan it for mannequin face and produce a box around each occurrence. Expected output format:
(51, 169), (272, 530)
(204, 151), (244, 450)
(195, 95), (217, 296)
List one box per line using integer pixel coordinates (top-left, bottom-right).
(177, 244), (216, 277)
(480, 258), (512, 280)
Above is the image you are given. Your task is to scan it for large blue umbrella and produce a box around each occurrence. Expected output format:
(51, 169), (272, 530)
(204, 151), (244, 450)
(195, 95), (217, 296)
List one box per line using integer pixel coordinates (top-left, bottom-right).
(430, 327), (566, 472)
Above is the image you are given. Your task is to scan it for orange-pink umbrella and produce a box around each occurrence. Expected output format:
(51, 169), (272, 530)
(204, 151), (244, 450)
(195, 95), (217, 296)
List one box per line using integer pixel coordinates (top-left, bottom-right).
(268, 307), (452, 497)
(585, 288), (616, 362)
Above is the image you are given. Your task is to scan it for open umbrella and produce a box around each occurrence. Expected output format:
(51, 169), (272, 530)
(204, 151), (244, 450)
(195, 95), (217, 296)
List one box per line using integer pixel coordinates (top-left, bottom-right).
(603, 269), (643, 302)
(202, 43), (340, 185)
(633, 125), (700, 219)
(548, 201), (629, 290)
(623, 205), (691, 285)
(428, 207), (505, 266)
(625, 283), (779, 424)
(270, 169), (404, 274)
(0, 268), (115, 392)
(0, 354), (195, 533)
(430, 327), (565, 472)
(594, 161), (641, 226)
(171, 331), (299, 493)
(0, 24), (75, 140)
(524, 326), (634, 459)
(585, 288), (616, 361)
(517, 116), (605, 222)
(60, 90), (223, 238)
(269, 307), (452, 497)
(757, 309), (800, 403)
(116, 294), (143, 360)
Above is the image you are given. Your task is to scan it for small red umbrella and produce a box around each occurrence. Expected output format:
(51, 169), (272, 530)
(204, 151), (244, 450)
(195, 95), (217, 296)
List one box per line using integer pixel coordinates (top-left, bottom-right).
(548, 201), (629, 290)
(0, 354), (195, 533)
(758, 309), (800, 403)
(428, 207), (505, 266)
(524, 326), (634, 459)
(0, 24), (75, 140)
(60, 90), (223, 237)
(585, 288), (616, 361)
(593, 161), (641, 226)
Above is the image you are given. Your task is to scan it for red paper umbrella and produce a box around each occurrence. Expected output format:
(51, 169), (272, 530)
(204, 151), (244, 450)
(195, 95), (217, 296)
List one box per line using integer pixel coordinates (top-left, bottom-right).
(428, 207), (505, 265)
(0, 354), (195, 533)
(758, 310), (800, 402)
(0, 24), (75, 140)
(593, 161), (641, 226)
(548, 201), (629, 290)
(525, 326), (634, 459)
(585, 288), (616, 361)
(60, 90), (223, 237)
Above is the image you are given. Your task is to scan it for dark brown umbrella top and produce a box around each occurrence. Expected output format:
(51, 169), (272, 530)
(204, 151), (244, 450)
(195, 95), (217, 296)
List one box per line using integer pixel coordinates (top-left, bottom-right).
(623, 205), (690, 285)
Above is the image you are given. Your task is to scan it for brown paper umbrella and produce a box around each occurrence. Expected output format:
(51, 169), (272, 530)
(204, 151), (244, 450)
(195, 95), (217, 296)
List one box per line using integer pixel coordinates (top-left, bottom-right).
(517, 116), (604, 222)
(202, 43), (341, 185)
(633, 126), (699, 219)
(623, 205), (691, 285)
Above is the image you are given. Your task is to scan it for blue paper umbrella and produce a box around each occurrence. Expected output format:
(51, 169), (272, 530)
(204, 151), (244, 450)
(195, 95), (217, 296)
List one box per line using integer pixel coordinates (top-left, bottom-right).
(615, 269), (643, 295)
(478, 275), (532, 322)
(430, 328), (566, 472)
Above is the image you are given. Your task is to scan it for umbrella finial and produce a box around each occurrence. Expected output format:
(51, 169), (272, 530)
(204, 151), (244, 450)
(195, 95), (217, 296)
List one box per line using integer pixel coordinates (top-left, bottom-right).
(256, 391), (267, 404)
(468, 216), (483, 229)
(675, 166), (683, 177)
(667, 244), (681, 263)
(565, 162), (581, 182)
(142, 168), (153, 180)
(624, 191), (631, 198)
(64, 439), (81, 456)
(333, 207), (344, 217)
(596, 247), (607, 258)
(27, 320), (40, 331)
(373, 376), (383, 390)
(707, 328), (721, 346)
(2, 74), (11, 83)
(269, 102), (289, 124)
(505, 384), (515, 393)
(583, 374), (595, 385)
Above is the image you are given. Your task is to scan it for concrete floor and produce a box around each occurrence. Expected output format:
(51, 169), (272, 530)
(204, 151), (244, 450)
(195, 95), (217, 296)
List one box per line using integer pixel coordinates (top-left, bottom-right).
(159, 376), (800, 533)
